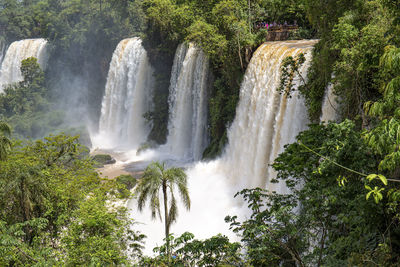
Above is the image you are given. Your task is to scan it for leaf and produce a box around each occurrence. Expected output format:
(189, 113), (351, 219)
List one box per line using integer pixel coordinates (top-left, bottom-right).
(378, 174), (388, 185)
(366, 174), (378, 181)
(366, 191), (372, 200)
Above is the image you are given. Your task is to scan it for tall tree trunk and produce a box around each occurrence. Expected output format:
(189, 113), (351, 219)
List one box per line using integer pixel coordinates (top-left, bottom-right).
(162, 180), (170, 258)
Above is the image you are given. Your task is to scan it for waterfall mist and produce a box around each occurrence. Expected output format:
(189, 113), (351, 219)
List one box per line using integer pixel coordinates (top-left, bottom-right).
(320, 83), (339, 122)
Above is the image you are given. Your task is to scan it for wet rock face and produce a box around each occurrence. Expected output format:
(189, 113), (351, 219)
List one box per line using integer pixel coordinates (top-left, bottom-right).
(265, 26), (299, 41)
(266, 30), (291, 41)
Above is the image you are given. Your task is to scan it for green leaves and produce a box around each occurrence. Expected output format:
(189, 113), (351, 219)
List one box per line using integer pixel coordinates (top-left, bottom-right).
(145, 232), (242, 266)
(0, 134), (135, 265)
(337, 175), (347, 187)
(0, 121), (11, 161)
(365, 185), (385, 203)
(271, 120), (390, 264)
(186, 19), (228, 61)
(364, 118), (400, 172)
(364, 174), (388, 203)
(279, 53), (306, 98)
(366, 173), (388, 186)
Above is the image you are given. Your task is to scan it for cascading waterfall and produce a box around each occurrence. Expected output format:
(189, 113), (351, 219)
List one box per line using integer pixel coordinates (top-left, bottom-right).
(95, 37), (154, 149)
(164, 43), (209, 161)
(131, 40), (318, 254)
(320, 83), (339, 122)
(0, 38), (48, 92)
(222, 40), (317, 193)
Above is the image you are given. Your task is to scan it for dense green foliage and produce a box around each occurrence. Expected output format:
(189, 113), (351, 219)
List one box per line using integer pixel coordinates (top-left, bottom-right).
(224, 121), (399, 266)
(2, 0), (400, 265)
(0, 121), (11, 160)
(0, 57), (66, 139)
(138, 232), (242, 266)
(0, 134), (137, 265)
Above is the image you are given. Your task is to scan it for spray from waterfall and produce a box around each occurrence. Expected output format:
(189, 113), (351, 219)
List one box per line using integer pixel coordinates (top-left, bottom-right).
(0, 39), (48, 92)
(320, 82), (339, 122)
(130, 40), (318, 254)
(93, 37), (154, 150)
(164, 43), (209, 161)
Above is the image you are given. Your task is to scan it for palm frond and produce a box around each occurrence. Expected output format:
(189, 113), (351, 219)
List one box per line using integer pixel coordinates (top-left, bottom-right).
(165, 167), (186, 183)
(168, 192), (177, 226)
(178, 181), (191, 210)
(135, 182), (151, 211)
(150, 190), (161, 220)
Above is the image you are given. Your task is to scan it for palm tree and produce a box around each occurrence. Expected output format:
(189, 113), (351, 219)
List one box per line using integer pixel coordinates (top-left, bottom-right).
(0, 121), (11, 160)
(134, 161), (190, 256)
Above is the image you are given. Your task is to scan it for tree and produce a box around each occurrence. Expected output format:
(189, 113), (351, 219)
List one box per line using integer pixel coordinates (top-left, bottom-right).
(134, 161), (190, 257)
(0, 121), (11, 160)
(0, 57), (67, 139)
(138, 232), (242, 266)
(0, 134), (137, 265)
(226, 121), (400, 266)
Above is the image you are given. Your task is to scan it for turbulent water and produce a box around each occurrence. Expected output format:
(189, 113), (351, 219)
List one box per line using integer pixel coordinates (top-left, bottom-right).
(94, 38), (154, 150)
(129, 40), (318, 254)
(164, 43), (209, 161)
(320, 83), (339, 122)
(0, 39), (48, 92)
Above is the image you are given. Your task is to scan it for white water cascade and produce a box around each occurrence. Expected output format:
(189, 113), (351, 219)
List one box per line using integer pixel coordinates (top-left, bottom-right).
(164, 43), (209, 161)
(130, 40), (318, 254)
(221, 40), (317, 193)
(94, 38), (154, 150)
(0, 38), (48, 92)
(320, 83), (339, 122)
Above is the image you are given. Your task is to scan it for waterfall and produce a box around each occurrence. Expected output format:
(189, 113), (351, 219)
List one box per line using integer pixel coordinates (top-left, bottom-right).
(0, 39), (48, 92)
(221, 40), (317, 192)
(164, 43), (209, 161)
(130, 40), (318, 254)
(95, 37), (154, 150)
(320, 83), (339, 122)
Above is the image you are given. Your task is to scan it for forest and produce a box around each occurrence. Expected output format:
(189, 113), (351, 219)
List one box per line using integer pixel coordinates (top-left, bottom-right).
(1, 0), (400, 266)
